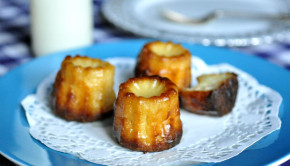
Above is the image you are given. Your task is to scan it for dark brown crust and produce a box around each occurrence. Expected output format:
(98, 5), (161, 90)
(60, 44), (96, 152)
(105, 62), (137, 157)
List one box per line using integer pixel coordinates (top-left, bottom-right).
(117, 125), (182, 152)
(180, 73), (238, 116)
(53, 106), (113, 122)
(113, 75), (182, 152)
(135, 41), (191, 89)
(52, 55), (115, 122)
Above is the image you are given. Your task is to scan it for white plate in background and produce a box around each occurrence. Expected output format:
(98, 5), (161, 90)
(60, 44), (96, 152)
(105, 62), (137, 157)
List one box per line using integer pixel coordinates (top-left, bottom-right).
(102, 0), (290, 46)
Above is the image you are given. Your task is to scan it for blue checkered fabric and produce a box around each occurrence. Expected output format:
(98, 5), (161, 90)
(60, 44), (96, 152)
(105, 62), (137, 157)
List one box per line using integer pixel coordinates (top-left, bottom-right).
(235, 42), (290, 70)
(0, 0), (290, 77)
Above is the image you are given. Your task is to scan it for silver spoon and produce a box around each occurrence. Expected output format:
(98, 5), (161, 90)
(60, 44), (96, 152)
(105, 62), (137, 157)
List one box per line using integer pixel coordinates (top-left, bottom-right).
(162, 9), (290, 25)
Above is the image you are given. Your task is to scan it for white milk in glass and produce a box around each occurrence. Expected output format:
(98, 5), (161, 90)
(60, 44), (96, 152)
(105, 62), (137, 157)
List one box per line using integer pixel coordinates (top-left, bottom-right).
(31, 0), (93, 56)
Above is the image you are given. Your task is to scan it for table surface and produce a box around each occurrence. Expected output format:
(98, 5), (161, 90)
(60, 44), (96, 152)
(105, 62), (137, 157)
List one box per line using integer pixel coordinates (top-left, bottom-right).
(0, 0), (290, 165)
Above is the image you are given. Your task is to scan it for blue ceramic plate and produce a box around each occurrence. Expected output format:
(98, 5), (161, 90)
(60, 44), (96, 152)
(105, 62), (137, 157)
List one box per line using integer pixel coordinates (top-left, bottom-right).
(0, 39), (290, 166)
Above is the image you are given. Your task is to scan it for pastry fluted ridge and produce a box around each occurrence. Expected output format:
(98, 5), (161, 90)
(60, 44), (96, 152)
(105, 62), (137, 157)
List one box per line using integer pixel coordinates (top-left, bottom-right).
(135, 41), (191, 90)
(113, 75), (182, 152)
(53, 55), (116, 122)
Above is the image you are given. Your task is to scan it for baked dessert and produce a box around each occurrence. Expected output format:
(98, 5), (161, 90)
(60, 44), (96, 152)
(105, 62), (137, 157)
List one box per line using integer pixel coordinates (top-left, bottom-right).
(52, 55), (116, 122)
(135, 41), (191, 89)
(113, 76), (182, 152)
(180, 72), (238, 116)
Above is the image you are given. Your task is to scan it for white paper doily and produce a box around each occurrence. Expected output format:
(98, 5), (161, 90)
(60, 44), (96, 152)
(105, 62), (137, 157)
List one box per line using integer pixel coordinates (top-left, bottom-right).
(21, 56), (282, 166)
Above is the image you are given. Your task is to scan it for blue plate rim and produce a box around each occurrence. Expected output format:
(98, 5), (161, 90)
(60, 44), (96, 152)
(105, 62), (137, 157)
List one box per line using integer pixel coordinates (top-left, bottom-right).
(0, 39), (290, 165)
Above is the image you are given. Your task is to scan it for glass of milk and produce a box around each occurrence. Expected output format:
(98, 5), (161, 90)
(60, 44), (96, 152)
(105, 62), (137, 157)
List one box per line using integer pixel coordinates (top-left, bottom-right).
(30, 0), (93, 56)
